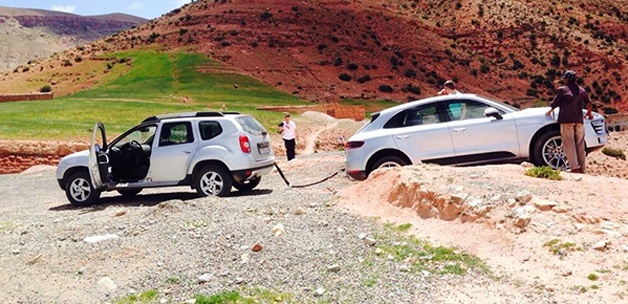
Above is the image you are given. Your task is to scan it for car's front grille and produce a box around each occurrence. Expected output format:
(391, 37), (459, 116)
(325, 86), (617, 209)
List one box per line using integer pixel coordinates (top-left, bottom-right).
(590, 119), (606, 135)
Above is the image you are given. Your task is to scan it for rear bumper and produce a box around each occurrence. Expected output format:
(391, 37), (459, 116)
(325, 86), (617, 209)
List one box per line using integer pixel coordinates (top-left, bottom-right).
(232, 163), (274, 182)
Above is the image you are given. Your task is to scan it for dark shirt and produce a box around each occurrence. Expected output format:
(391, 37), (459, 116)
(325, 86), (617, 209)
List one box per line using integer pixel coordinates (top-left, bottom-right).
(550, 82), (591, 124)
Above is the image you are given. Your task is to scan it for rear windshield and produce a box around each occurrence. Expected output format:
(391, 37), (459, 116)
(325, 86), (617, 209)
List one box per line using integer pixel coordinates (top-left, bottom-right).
(235, 116), (266, 136)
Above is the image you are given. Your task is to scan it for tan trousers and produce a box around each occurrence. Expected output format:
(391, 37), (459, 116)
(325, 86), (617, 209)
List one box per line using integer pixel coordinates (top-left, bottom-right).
(561, 123), (586, 173)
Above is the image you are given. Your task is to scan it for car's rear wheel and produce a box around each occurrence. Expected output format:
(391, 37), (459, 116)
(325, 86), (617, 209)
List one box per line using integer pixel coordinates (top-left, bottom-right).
(117, 189), (142, 197)
(533, 130), (569, 170)
(195, 165), (233, 197)
(65, 171), (101, 206)
(370, 156), (407, 175)
(233, 176), (261, 192)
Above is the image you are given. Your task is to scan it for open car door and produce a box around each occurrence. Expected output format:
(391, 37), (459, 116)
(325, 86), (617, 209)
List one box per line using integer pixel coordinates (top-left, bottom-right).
(88, 122), (108, 190)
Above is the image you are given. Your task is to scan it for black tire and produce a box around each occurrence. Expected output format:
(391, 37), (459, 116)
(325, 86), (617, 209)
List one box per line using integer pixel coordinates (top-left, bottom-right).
(117, 189), (142, 197)
(532, 130), (569, 170)
(369, 156), (407, 175)
(195, 165), (233, 197)
(65, 171), (101, 206)
(233, 176), (261, 192)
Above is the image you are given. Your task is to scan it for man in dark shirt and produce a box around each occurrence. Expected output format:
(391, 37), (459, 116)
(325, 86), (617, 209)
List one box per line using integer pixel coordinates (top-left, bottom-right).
(545, 70), (593, 173)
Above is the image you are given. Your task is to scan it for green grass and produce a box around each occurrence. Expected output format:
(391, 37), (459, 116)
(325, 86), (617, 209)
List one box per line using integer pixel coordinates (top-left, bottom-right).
(0, 49), (308, 140)
(525, 166), (562, 180)
(602, 147), (626, 160)
(588, 273), (599, 281)
(375, 226), (488, 276)
(113, 290), (159, 304)
(194, 288), (293, 304)
(543, 238), (582, 257)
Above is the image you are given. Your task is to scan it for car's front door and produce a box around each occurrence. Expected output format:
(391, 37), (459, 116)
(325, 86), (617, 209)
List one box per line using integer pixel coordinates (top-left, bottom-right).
(88, 122), (107, 189)
(149, 121), (198, 182)
(445, 99), (520, 163)
(386, 103), (455, 165)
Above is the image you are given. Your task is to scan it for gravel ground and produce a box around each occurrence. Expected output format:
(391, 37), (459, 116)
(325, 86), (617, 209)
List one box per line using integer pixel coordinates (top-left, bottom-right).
(0, 152), (504, 304)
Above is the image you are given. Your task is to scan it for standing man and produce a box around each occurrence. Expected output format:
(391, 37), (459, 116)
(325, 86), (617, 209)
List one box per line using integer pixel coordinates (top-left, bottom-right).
(545, 70), (593, 173)
(437, 80), (460, 95)
(280, 113), (297, 161)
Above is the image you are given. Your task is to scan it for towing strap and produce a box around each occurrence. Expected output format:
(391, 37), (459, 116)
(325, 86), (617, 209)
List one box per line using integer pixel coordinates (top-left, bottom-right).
(273, 162), (344, 188)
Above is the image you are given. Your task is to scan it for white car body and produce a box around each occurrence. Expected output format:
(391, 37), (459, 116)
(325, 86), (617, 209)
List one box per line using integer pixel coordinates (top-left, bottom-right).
(57, 112), (275, 205)
(345, 94), (607, 180)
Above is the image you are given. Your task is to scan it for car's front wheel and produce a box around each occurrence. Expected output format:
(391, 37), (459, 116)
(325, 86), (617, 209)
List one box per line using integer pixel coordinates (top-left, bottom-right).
(233, 176), (261, 192)
(532, 130), (569, 170)
(65, 171), (101, 206)
(370, 156), (407, 175)
(195, 165), (233, 197)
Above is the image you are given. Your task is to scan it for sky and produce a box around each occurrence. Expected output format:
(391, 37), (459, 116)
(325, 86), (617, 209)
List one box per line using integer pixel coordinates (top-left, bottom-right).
(0, 0), (193, 19)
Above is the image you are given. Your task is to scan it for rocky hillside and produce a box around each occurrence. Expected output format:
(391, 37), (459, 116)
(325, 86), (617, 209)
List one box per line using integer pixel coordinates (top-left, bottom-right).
(0, 6), (146, 71)
(81, 0), (627, 112)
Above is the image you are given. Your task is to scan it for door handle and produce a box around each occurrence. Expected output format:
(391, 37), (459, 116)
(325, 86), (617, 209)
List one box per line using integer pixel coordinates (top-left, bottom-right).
(395, 135), (410, 140)
(183, 150), (192, 154)
(452, 128), (467, 132)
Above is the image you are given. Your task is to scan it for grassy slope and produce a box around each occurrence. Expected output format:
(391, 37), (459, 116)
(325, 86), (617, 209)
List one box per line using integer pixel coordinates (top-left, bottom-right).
(0, 50), (308, 140)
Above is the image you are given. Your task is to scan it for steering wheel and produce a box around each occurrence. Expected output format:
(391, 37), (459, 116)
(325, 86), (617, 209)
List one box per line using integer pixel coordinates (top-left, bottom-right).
(129, 140), (143, 153)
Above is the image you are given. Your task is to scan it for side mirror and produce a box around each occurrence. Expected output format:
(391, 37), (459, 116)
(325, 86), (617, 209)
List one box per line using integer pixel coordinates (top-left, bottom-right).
(484, 107), (503, 120)
(94, 143), (101, 153)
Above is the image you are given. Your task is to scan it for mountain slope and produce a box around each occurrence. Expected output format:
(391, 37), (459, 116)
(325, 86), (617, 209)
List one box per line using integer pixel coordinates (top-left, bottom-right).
(0, 6), (147, 71)
(5, 0), (628, 112)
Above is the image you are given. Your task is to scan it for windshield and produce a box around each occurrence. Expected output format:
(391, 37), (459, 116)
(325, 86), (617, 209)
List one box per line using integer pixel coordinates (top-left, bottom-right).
(477, 94), (520, 112)
(235, 116), (266, 136)
(113, 125), (157, 148)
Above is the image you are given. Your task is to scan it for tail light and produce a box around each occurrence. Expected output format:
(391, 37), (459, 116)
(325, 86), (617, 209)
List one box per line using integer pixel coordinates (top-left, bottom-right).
(239, 135), (251, 153)
(345, 141), (364, 150)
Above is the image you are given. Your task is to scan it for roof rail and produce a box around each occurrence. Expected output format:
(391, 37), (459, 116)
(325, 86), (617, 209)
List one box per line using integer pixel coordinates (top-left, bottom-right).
(220, 111), (241, 115)
(195, 112), (226, 117)
(142, 111), (230, 123)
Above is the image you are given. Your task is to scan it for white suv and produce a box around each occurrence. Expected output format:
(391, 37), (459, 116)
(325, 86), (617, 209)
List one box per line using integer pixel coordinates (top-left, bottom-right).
(56, 112), (275, 206)
(345, 94), (608, 180)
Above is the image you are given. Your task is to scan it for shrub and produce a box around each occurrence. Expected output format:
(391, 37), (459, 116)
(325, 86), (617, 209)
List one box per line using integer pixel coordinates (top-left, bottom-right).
(603, 106), (619, 114)
(333, 57), (343, 66)
(404, 69), (417, 78)
(179, 28), (188, 36)
(405, 84), (421, 95)
(74, 56), (82, 63)
(260, 11), (273, 20)
(480, 64), (490, 73)
(338, 73), (352, 81)
(39, 85), (52, 93)
(379, 85), (393, 93)
(587, 273), (599, 281)
(525, 166), (562, 180)
(317, 43), (327, 51)
(62, 60), (72, 67)
(357, 75), (372, 83)
(22, 66), (30, 72)
(347, 62), (359, 70)
(602, 147), (626, 160)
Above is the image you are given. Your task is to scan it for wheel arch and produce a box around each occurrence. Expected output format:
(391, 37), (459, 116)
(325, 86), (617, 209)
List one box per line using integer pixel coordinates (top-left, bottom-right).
(366, 149), (412, 174)
(191, 160), (230, 185)
(529, 124), (560, 159)
(61, 166), (89, 190)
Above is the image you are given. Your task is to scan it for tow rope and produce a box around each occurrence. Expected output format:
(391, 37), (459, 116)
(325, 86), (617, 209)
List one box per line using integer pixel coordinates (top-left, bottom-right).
(273, 162), (345, 188)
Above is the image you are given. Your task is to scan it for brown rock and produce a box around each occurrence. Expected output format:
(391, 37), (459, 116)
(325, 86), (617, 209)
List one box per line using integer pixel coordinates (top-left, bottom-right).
(252, 244), (263, 252)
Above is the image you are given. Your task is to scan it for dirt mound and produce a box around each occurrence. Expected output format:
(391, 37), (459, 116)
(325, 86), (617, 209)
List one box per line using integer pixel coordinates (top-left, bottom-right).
(339, 162), (628, 303)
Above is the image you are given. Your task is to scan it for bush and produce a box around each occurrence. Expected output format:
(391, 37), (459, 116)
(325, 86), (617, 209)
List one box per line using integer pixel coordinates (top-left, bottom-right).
(317, 43), (327, 51)
(357, 75), (372, 83)
(39, 85), (52, 93)
(379, 85), (393, 93)
(338, 73), (352, 81)
(404, 69), (417, 78)
(347, 63), (359, 70)
(405, 84), (421, 95)
(524, 166), (562, 180)
(480, 64), (490, 73)
(74, 56), (82, 63)
(602, 147), (626, 160)
(179, 28), (188, 36)
(62, 60), (72, 67)
(603, 106), (619, 114)
(22, 66), (30, 72)
(260, 11), (273, 20)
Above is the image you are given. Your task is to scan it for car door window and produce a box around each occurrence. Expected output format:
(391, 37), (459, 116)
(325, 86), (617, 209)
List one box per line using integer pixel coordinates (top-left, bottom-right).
(446, 100), (495, 121)
(199, 121), (223, 140)
(384, 104), (442, 129)
(159, 122), (193, 147)
(113, 125), (157, 148)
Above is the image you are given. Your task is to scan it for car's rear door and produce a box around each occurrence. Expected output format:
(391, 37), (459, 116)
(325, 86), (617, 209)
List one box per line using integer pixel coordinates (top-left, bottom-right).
(386, 103), (456, 165)
(445, 99), (520, 163)
(149, 121), (198, 182)
(234, 115), (273, 162)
